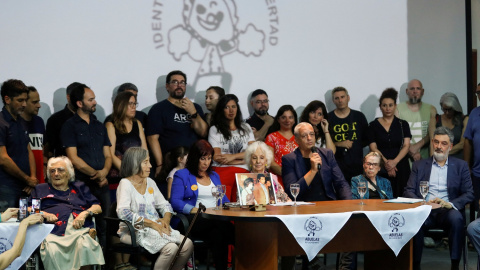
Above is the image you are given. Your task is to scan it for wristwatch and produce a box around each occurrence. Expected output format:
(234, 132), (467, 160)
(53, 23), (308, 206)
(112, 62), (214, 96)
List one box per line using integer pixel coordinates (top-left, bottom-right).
(87, 210), (94, 217)
(190, 112), (198, 119)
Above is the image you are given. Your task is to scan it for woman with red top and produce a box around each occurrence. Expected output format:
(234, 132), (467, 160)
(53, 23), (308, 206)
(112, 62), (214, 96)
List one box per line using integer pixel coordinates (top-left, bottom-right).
(265, 105), (298, 180)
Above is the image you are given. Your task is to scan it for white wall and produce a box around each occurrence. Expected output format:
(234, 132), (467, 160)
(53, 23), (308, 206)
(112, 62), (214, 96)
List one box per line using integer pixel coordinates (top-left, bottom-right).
(0, 0), (474, 124)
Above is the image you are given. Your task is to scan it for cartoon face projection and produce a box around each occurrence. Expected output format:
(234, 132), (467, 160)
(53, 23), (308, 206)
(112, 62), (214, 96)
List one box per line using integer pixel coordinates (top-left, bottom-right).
(169, 0), (265, 88)
(185, 0), (236, 44)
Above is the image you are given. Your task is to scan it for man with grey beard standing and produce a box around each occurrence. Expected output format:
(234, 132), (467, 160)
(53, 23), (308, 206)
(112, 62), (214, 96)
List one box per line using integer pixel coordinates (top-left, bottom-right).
(396, 79), (437, 161)
(404, 127), (473, 270)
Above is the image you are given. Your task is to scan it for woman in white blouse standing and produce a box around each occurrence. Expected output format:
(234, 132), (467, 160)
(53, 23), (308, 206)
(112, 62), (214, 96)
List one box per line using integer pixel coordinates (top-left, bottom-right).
(208, 94), (255, 201)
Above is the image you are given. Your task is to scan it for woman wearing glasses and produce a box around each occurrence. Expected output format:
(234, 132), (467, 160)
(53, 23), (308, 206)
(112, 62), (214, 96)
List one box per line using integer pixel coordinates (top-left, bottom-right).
(368, 88), (411, 197)
(351, 152), (393, 199)
(428, 92), (468, 159)
(105, 91), (147, 201)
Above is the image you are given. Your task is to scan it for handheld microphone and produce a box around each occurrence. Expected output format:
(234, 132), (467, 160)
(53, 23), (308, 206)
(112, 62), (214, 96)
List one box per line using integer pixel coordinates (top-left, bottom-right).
(311, 146), (322, 171)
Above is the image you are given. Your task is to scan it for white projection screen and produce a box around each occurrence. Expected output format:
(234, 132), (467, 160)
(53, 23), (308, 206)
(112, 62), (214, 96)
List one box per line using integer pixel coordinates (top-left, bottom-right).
(0, 0), (470, 124)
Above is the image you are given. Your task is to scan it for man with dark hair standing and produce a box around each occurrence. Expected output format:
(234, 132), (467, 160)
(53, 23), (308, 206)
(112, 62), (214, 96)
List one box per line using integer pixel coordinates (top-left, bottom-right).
(246, 89), (274, 141)
(328, 86), (368, 184)
(0, 79), (38, 207)
(61, 83), (112, 246)
(21, 86), (46, 183)
(45, 82), (81, 158)
(105, 82), (147, 127)
(146, 70), (208, 178)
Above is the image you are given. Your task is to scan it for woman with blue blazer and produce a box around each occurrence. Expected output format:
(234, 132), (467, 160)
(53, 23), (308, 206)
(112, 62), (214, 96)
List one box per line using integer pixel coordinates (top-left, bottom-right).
(171, 139), (233, 270)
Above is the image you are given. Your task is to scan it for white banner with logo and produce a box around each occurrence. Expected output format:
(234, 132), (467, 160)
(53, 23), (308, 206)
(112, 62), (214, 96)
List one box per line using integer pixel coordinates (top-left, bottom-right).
(267, 212), (352, 261)
(357, 205), (431, 256)
(0, 222), (54, 269)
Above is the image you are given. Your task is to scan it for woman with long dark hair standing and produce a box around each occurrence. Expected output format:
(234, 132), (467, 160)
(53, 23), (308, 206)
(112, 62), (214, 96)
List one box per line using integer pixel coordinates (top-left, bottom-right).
(208, 94), (255, 201)
(299, 100), (336, 153)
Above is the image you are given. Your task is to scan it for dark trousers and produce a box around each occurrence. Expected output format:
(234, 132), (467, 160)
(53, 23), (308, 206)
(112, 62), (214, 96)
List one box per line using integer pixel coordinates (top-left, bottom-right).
(188, 216), (234, 270)
(413, 208), (465, 263)
(472, 175), (480, 212)
(0, 184), (23, 208)
(88, 183), (111, 248)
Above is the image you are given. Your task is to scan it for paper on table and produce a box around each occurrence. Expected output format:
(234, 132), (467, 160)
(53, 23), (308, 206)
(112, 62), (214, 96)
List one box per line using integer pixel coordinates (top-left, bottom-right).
(270, 202), (316, 206)
(384, 197), (423, 204)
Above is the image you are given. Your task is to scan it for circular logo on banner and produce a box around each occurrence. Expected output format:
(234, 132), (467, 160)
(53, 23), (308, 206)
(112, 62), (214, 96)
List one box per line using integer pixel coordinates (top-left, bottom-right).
(388, 213), (406, 232)
(0, 237), (13, 255)
(304, 217), (322, 237)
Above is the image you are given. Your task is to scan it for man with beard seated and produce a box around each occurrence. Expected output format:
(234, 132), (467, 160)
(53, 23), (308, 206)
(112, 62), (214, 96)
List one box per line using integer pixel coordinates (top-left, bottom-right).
(404, 126), (474, 270)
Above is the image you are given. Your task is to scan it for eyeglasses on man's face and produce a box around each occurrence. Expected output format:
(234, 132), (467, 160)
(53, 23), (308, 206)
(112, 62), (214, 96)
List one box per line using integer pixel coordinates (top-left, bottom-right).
(255, 99), (269, 105)
(169, 80), (187, 86)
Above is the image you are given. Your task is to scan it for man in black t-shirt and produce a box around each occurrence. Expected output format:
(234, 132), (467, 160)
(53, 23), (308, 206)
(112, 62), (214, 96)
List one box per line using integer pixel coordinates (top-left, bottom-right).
(146, 70), (208, 178)
(246, 89), (274, 141)
(328, 86), (368, 185)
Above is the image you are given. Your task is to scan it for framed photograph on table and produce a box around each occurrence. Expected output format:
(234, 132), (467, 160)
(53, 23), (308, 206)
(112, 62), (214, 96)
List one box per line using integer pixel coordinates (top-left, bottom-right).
(235, 173), (277, 205)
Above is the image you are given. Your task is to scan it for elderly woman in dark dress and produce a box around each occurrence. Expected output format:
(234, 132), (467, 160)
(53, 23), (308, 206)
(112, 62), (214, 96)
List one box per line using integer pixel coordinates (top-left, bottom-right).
(368, 88), (412, 198)
(31, 156), (104, 270)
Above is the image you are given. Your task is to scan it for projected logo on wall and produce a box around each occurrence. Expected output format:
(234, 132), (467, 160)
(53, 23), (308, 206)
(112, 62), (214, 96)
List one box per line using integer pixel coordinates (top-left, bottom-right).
(152, 0), (279, 91)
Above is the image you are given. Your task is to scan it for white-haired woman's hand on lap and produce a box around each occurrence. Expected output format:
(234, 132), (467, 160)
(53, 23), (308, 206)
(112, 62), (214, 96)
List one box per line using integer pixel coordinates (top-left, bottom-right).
(72, 212), (88, 229)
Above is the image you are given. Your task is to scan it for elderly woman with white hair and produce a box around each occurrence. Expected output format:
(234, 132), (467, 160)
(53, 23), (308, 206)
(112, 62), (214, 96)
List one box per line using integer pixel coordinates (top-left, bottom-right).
(30, 156), (104, 270)
(244, 141), (291, 203)
(428, 92), (468, 159)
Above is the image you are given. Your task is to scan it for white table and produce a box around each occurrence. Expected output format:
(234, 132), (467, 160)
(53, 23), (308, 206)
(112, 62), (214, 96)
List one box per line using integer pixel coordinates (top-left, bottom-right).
(0, 219), (53, 270)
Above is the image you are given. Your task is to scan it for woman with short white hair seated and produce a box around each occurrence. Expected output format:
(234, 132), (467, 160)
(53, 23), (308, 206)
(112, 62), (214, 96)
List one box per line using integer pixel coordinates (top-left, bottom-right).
(31, 156), (104, 270)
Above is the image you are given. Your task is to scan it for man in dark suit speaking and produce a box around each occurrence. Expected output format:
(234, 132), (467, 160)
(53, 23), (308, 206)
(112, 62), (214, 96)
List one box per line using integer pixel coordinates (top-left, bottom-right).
(404, 126), (474, 270)
(282, 122), (353, 269)
(282, 122), (351, 202)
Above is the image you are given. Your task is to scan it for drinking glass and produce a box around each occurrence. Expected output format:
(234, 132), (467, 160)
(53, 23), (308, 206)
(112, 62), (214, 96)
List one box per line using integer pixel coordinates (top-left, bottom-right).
(218, 185), (226, 206)
(419, 181), (429, 205)
(357, 181), (367, 205)
(211, 186), (220, 210)
(290, 183), (300, 207)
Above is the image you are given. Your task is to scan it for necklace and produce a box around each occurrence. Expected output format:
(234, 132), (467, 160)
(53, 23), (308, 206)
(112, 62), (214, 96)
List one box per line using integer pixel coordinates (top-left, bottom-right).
(129, 177), (146, 189)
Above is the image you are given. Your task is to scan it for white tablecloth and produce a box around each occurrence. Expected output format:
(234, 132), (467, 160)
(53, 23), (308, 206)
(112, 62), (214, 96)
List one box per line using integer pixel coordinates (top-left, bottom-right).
(0, 221), (54, 270)
(267, 205), (431, 261)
